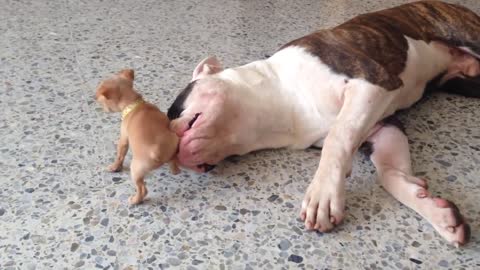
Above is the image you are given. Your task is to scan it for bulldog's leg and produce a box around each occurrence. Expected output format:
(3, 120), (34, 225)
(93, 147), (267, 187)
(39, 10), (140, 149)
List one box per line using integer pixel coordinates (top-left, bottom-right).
(368, 124), (470, 246)
(301, 81), (395, 232)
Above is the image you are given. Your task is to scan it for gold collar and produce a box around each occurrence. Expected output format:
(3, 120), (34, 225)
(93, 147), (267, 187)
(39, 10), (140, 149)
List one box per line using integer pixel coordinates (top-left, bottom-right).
(121, 99), (144, 120)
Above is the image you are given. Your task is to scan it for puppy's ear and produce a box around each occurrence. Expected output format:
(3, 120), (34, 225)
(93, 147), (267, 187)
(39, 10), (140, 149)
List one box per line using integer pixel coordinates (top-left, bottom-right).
(96, 92), (109, 101)
(96, 85), (110, 101)
(118, 69), (135, 81)
(192, 56), (223, 81)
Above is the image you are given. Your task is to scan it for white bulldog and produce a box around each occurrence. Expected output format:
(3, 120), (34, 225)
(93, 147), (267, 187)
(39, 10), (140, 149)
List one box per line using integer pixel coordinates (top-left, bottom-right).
(168, 1), (478, 246)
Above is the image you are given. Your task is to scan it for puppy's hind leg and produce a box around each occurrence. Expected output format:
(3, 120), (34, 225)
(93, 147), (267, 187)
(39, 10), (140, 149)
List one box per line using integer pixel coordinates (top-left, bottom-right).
(128, 159), (149, 205)
(367, 124), (470, 246)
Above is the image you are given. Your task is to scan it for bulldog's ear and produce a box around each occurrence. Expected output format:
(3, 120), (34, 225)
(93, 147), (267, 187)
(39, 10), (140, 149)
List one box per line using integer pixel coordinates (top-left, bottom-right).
(192, 56), (223, 81)
(118, 69), (135, 81)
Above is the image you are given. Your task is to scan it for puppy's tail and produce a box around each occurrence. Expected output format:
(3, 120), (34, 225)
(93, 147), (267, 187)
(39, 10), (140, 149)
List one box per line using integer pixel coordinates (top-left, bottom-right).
(426, 73), (480, 98)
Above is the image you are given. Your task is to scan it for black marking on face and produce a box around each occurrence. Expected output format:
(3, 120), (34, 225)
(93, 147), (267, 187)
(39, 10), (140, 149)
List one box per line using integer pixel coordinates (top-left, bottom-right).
(167, 80), (197, 120)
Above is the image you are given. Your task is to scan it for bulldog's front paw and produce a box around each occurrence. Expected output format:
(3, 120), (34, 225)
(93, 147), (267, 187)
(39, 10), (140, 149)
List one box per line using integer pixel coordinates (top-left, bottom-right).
(300, 175), (345, 232)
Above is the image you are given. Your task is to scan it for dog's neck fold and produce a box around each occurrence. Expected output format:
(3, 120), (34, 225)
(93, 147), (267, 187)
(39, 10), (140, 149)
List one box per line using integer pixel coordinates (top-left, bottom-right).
(216, 59), (301, 151)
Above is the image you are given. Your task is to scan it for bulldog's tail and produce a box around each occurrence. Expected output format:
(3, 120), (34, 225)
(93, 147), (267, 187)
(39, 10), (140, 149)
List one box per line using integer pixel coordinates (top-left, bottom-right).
(425, 68), (480, 98)
(413, 1), (480, 98)
(386, 1), (480, 98)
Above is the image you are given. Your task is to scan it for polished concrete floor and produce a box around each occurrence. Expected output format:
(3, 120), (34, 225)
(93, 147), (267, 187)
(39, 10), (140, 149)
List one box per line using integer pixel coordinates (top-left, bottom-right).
(1, 0), (479, 269)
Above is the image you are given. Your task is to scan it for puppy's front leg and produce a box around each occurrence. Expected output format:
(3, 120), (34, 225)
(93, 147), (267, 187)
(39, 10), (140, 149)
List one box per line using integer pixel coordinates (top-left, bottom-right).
(169, 159), (180, 175)
(300, 81), (396, 232)
(108, 127), (129, 172)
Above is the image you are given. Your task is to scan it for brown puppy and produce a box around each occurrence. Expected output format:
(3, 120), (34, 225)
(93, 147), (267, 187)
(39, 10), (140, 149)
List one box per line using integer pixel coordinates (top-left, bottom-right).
(95, 69), (180, 205)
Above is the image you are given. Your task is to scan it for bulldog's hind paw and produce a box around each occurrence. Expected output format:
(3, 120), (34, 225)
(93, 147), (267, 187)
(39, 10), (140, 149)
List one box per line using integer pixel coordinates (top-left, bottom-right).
(424, 197), (471, 247)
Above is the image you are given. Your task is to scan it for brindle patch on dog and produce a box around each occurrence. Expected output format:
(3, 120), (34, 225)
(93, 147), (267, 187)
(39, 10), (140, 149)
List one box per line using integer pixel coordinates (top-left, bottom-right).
(282, 1), (480, 90)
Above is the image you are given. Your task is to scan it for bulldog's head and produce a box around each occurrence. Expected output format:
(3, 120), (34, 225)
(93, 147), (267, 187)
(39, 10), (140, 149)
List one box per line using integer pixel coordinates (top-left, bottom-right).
(168, 57), (246, 172)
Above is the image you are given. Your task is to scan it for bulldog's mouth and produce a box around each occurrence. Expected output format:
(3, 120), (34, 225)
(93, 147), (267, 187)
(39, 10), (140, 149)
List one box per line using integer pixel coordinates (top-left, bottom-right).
(183, 112), (216, 172)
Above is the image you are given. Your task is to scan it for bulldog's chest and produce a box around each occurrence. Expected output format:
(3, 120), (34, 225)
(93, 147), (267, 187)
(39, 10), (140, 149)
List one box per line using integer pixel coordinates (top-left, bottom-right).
(268, 47), (348, 149)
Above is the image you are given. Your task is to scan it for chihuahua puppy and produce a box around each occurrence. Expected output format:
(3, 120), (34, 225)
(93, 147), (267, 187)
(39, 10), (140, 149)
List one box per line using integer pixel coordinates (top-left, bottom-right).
(96, 69), (180, 205)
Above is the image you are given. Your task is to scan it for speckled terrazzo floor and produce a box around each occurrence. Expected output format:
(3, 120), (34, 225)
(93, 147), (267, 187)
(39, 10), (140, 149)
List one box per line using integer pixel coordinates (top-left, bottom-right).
(1, 0), (479, 269)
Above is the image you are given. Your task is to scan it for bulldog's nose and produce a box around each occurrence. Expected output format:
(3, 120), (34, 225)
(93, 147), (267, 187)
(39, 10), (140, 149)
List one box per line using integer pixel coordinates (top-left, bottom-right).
(197, 163), (216, 172)
(204, 164), (216, 172)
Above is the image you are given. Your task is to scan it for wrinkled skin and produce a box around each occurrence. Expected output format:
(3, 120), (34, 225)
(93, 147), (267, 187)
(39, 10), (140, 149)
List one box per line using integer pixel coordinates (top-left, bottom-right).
(169, 77), (248, 172)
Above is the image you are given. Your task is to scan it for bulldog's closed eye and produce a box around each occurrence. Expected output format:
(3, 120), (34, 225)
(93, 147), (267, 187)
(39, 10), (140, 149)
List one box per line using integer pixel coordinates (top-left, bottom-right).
(188, 113), (201, 129)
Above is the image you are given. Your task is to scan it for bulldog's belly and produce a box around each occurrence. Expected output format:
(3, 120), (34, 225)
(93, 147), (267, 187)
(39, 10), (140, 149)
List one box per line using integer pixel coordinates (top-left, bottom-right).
(269, 36), (456, 150)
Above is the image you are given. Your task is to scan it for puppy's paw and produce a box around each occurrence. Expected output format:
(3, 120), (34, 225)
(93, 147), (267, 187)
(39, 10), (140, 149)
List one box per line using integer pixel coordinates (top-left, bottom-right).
(107, 163), (123, 172)
(171, 165), (181, 175)
(171, 167), (180, 175)
(128, 194), (144, 205)
(168, 160), (181, 175)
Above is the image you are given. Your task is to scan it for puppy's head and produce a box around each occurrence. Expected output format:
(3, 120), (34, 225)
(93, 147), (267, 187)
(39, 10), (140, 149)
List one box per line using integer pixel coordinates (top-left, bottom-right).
(95, 69), (136, 112)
